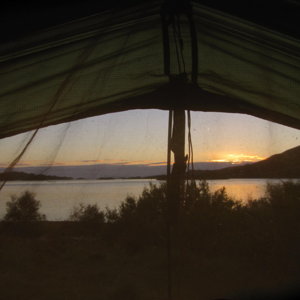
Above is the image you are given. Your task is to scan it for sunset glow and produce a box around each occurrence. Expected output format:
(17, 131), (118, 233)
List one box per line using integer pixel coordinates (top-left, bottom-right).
(211, 154), (266, 163)
(1, 159), (168, 169)
(1, 154), (265, 169)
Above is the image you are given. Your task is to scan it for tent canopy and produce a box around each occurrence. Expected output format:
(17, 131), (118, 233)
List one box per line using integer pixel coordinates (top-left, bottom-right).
(0, 0), (299, 139)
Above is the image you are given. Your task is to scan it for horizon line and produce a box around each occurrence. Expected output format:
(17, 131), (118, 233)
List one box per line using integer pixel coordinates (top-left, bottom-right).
(0, 160), (258, 169)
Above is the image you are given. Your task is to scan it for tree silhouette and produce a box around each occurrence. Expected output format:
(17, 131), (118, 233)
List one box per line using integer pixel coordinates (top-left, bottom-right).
(4, 191), (45, 221)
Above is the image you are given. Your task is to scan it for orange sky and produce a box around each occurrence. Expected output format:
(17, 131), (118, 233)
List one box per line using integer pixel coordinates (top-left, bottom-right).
(0, 110), (299, 169)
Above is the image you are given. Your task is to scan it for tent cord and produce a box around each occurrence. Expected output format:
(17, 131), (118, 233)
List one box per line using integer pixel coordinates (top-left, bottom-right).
(187, 110), (195, 185)
(171, 14), (186, 75)
(176, 14), (186, 74)
(172, 17), (182, 74)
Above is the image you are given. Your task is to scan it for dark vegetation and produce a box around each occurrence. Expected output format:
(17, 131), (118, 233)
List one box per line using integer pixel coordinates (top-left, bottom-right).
(4, 191), (46, 221)
(0, 181), (300, 299)
(70, 203), (105, 223)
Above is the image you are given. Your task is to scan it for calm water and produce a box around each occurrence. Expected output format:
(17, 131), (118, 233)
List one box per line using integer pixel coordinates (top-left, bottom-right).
(0, 179), (293, 220)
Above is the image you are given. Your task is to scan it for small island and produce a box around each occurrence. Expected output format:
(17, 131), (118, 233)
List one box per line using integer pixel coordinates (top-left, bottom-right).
(0, 171), (73, 181)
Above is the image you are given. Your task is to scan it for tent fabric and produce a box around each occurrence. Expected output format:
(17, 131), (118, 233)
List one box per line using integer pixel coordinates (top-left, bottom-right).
(0, 1), (299, 139)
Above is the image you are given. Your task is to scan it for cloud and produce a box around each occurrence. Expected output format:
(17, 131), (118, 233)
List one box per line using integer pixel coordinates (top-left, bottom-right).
(147, 162), (167, 166)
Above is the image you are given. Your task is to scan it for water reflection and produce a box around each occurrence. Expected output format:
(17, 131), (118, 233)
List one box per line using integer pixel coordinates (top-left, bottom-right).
(0, 178), (295, 220)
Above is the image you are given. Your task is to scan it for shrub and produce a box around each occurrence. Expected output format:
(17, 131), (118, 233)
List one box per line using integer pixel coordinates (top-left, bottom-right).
(184, 180), (239, 215)
(69, 203), (105, 223)
(4, 190), (46, 221)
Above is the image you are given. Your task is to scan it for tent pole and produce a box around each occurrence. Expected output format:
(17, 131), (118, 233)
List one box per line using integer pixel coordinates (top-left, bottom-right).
(167, 109), (186, 300)
(167, 110), (173, 300)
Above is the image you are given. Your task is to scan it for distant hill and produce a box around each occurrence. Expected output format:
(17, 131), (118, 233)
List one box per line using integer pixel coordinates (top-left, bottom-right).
(192, 146), (300, 179)
(0, 171), (72, 181)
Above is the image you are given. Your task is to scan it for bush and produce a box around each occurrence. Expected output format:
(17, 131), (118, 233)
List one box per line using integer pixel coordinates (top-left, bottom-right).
(4, 191), (46, 221)
(68, 180), (300, 232)
(69, 203), (105, 223)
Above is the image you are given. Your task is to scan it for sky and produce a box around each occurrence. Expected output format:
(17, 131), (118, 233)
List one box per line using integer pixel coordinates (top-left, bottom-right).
(0, 109), (299, 170)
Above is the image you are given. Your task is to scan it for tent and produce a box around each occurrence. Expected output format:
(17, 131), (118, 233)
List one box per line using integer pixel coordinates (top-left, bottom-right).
(0, 1), (299, 298)
(0, 0), (299, 140)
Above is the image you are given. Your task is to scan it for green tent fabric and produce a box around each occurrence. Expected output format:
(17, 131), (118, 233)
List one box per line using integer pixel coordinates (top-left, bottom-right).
(0, 1), (299, 139)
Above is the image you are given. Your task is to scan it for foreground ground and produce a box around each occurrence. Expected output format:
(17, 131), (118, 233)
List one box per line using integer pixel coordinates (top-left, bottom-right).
(1, 181), (300, 299)
(0, 220), (300, 300)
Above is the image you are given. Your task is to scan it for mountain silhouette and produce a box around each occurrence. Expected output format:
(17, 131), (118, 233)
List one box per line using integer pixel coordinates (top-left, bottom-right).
(193, 146), (300, 179)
